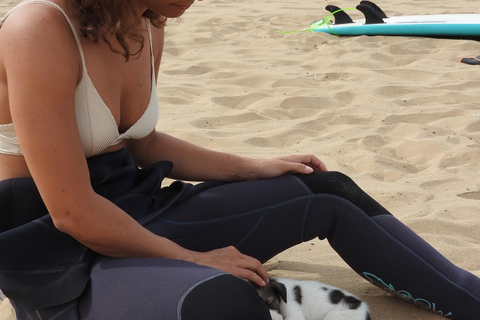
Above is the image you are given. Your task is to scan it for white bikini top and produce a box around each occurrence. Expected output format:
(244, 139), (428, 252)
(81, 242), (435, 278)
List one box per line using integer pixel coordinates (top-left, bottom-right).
(0, 0), (160, 157)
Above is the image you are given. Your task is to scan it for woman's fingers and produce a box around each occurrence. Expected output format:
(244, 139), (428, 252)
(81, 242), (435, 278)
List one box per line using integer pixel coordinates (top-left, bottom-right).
(279, 154), (328, 172)
(235, 267), (267, 287)
(235, 253), (269, 286)
(194, 246), (269, 287)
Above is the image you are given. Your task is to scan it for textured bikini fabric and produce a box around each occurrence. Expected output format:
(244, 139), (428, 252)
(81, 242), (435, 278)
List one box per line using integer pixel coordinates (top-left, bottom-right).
(0, 0), (160, 157)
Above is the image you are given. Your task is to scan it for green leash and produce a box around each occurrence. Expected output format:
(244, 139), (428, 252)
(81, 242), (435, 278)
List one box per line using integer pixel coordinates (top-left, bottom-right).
(279, 7), (356, 35)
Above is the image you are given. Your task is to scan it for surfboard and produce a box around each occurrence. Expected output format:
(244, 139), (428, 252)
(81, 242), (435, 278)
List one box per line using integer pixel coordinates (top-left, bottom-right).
(312, 1), (480, 40)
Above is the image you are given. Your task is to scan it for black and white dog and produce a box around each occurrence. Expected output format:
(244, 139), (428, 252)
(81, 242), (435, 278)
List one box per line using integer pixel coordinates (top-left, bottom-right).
(256, 277), (371, 320)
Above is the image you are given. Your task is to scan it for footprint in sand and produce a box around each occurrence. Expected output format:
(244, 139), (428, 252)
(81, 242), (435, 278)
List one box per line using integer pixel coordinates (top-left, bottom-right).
(457, 192), (480, 200)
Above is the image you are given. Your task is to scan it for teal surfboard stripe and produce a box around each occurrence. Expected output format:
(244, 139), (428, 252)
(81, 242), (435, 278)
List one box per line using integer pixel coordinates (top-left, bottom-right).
(312, 13), (480, 38)
(314, 23), (480, 37)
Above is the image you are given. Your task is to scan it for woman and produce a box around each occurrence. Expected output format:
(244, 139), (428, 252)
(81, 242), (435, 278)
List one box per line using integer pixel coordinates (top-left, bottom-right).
(0, 0), (479, 319)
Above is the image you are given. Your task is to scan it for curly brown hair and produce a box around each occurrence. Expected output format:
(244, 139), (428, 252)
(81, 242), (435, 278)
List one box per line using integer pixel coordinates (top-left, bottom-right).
(70, 0), (167, 60)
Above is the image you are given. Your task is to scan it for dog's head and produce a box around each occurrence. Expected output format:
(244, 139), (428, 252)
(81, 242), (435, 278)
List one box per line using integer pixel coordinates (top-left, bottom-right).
(256, 278), (287, 312)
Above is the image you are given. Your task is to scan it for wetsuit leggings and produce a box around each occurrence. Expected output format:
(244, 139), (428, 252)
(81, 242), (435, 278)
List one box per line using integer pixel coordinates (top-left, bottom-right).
(13, 172), (480, 320)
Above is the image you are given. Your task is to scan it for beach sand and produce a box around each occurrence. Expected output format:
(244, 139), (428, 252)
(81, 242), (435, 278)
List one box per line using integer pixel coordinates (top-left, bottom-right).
(1, 0), (480, 319)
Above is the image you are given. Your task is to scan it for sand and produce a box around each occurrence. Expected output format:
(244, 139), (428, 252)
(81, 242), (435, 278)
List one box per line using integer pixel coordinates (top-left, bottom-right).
(1, 0), (480, 319)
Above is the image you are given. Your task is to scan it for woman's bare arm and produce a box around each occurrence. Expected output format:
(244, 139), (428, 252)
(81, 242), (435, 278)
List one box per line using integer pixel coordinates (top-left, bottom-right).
(127, 131), (327, 181)
(1, 8), (268, 286)
(3, 3), (191, 260)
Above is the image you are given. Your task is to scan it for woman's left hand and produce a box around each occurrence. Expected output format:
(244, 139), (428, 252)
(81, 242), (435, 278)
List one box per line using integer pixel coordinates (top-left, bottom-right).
(247, 154), (328, 180)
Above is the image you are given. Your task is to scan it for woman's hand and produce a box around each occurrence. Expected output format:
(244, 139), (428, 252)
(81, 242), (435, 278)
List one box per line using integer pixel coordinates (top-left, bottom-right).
(191, 246), (269, 287)
(247, 154), (328, 180)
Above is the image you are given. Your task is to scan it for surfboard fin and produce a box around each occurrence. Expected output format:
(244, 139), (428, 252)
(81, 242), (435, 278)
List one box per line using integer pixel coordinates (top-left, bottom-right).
(359, 1), (388, 18)
(356, 3), (385, 24)
(325, 5), (354, 24)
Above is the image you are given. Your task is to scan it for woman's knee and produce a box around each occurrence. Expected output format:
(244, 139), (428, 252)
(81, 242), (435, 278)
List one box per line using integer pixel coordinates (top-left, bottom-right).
(180, 274), (271, 320)
(295, 171), (359, 195)
(296, 171), (391, 217)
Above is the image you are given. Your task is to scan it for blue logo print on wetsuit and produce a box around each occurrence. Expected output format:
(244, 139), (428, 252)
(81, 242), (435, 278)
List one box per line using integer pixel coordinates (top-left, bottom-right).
(363, 272), (453, 317)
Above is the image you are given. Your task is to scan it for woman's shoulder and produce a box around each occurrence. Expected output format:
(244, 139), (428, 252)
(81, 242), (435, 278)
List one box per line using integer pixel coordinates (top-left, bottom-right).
(1, 1), (78, 44)
(0, 1), (82, 96)
(0, 1), (81, 68)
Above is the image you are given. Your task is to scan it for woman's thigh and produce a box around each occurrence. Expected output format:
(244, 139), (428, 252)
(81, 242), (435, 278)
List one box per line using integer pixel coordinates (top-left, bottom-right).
(145, 175), (315, 263)
(75, 176), (314, 319)
(78, 256), (270, 320)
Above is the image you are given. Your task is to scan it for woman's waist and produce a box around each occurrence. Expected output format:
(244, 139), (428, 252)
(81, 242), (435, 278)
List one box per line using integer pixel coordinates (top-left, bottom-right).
(0, 153), (30, 181)
(0, 144), (127, 182)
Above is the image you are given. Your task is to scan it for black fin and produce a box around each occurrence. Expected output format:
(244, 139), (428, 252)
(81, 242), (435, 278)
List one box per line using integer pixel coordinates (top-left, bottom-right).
(356, 3), (385, 24)
(359, 1), (388, 18)
(325, 5), (354, 24)
(461, 55), (480, 65)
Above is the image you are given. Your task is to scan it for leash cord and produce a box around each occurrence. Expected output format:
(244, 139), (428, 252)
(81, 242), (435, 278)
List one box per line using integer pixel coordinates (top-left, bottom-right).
(278, 7), (356, 35)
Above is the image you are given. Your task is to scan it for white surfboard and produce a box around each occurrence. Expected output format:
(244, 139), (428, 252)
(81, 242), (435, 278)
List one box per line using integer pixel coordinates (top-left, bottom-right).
(312, 1), (480, 40)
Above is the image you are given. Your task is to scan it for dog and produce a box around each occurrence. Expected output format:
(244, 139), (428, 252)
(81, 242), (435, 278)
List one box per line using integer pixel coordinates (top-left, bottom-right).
(256, 277), (371, 320)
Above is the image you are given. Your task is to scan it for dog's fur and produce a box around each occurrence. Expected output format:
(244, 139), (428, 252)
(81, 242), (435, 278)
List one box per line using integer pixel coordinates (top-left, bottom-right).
(256, 277), (371, 320)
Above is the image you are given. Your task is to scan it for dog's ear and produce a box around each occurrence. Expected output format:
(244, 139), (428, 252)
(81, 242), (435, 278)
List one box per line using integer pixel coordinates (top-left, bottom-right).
(271, 281), (287, 303)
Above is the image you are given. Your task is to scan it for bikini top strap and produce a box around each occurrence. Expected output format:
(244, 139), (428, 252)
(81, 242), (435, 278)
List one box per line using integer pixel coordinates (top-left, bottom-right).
(1, 0), (87, 69)
(145, 19), (155, 70)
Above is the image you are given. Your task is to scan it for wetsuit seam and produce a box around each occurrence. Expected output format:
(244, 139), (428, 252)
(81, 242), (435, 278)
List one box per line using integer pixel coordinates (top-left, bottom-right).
(159, 195), (315, 225)
(177, 273), (228, 320)
(44, 301), (78, 320)
(35, 309), (43, 320)
(236, 207), (273, 248)
(236, 196), (313, 248)
(290, 174), (314, 195)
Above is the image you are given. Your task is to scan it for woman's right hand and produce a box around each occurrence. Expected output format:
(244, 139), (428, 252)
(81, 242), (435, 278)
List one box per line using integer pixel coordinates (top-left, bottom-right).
(191, 246), (269, 287)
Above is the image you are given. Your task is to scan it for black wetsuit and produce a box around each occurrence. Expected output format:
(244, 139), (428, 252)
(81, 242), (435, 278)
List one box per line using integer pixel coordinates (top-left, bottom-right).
(1, 149), (479, 319)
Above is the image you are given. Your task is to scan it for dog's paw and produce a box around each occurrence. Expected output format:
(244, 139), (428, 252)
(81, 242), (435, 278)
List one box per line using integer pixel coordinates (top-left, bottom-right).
(324, 310), (370, 320)
(269, 309), (284, 320)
